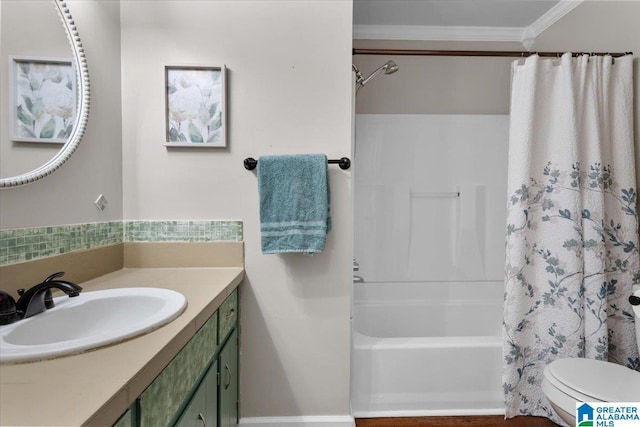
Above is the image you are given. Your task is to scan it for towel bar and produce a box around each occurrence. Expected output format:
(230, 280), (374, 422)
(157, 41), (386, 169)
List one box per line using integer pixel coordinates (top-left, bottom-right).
(243, 157), (351, 170)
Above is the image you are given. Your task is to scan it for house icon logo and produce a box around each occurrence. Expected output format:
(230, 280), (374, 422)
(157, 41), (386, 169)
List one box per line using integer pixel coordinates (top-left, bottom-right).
(577, 403), (594, 426)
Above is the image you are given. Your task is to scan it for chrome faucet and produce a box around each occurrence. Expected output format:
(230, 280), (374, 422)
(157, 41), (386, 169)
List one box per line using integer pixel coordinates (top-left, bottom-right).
(14, 272), (82, 319)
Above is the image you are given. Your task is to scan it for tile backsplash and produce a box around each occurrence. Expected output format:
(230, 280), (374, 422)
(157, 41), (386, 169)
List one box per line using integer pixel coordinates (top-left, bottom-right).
(0, 222), (123, 266)
(125, 220), (242, 242)
(0, 220), (242, 266)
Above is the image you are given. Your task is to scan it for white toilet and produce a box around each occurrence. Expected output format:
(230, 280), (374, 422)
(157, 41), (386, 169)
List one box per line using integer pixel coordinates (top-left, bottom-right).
(541, 289), (640, 425)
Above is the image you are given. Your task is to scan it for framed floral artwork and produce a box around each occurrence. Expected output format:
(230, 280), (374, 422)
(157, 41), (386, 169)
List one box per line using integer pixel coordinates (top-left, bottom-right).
(10, 56), (77, 143)
(164, 65), (227, 147)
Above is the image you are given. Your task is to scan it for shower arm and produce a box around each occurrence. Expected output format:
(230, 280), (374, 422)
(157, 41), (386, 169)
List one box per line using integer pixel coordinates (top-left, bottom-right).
(352, 64), (365, 87)
(353, 60), (398, 90)
(358, 66), (386, 88)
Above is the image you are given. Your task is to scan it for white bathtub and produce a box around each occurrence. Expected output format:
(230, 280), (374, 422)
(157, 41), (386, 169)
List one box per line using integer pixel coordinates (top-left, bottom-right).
(351, 281), (505, 417)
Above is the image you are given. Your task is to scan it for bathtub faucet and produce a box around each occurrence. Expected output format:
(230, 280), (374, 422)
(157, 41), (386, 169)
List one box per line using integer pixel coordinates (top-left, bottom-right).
(353, 258), (365, 283)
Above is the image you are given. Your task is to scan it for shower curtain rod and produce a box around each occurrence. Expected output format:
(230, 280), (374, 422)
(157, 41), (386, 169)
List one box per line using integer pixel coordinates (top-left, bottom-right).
(352, 48), (632, 58)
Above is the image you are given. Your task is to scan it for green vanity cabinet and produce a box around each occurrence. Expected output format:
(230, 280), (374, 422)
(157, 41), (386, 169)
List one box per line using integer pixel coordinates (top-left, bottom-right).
(139, 311), (218, 427)
(117, 288), (239, 427)
(219, 329), (239, 427)
(175, 361), (218, 427)
(112, 408), (134, 427)
(218, 290), (237, 343)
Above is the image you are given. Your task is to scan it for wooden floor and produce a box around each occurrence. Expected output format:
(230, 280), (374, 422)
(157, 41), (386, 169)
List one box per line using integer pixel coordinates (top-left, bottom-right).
(355, 416), (560, 427)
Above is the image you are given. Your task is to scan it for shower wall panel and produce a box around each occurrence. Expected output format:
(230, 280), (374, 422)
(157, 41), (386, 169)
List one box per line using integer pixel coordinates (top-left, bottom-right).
(354, 114), (509, 283)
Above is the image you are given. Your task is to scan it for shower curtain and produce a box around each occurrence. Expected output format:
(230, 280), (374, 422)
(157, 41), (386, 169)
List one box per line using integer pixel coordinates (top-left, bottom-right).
(503, 53), (639, 423)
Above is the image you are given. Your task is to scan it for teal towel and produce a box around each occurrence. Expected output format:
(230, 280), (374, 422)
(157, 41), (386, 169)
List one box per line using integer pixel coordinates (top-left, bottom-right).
(258, 154), (331, 254)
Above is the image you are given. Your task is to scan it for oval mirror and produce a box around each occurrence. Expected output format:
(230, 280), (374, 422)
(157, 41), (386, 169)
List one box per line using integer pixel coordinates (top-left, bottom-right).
(0, 0), (89, 188)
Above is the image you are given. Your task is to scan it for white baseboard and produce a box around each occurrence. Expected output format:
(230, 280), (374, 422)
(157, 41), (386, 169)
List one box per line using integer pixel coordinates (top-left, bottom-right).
(239, 415), (355, 427)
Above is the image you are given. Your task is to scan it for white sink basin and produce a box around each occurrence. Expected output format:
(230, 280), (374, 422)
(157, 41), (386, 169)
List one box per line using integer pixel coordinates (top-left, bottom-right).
(0, 287), (187, 363)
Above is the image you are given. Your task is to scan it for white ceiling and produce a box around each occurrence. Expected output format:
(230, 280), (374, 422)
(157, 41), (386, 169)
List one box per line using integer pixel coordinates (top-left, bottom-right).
(354, 0), (560, 27)
(353, 0), (580, 47)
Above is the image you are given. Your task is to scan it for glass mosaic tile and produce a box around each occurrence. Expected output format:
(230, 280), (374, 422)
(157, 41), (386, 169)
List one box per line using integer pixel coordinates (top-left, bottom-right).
(0, 220), (242, 266)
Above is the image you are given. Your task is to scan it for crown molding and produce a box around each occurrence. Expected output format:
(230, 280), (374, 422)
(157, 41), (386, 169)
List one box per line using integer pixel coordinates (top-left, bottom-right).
(353, 0), (584, 48)
(525, 0), (584, 40)
(353, 24), (523, 42)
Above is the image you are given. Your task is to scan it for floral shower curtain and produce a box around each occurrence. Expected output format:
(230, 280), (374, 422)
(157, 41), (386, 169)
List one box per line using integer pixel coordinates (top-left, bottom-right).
(503, 53), (639, 423)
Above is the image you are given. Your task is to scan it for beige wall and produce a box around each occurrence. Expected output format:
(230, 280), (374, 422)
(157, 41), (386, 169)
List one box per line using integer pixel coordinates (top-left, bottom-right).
(0, 0), (123, 229)
(353, 40), (520, 115)
(120, 0), (353, 418)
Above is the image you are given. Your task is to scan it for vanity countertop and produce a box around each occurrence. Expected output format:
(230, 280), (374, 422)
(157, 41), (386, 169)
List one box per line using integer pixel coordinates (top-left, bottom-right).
(0, 266), (244, 426)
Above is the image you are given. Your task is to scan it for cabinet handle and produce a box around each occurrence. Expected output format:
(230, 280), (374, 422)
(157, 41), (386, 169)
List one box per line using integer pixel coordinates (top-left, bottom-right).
(224, 364), (232, 389)
(225, 308), (235, 319)
(197, 413), (206, 427)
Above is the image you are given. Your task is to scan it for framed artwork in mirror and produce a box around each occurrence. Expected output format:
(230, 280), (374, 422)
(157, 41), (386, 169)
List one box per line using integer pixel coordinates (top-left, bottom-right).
(10, 56), (76, 144)
(164, 65), (227, 147)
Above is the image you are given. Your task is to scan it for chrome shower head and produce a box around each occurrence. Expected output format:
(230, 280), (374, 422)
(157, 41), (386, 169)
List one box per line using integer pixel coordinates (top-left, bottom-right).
(353, 60), (399, 91)
(383, 60), (399, 75)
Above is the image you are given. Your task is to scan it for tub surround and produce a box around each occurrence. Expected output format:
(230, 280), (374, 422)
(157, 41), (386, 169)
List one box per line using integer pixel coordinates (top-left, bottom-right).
(351, 281), (503, 417)
(0, 242), (244, 426)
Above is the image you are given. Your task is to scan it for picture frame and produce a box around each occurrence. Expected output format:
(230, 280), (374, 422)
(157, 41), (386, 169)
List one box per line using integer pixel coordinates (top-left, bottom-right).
(10, 56), (77, 144)
(164, 65), (227, 147)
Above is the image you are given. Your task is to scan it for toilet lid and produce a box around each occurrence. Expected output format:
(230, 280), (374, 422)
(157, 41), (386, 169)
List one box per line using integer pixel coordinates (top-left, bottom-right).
(546, 358), (640, 401)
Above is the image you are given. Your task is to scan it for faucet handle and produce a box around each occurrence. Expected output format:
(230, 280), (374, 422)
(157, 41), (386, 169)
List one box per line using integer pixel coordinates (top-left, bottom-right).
(16, 287), (52, 309)
(0, 291), (20, 325)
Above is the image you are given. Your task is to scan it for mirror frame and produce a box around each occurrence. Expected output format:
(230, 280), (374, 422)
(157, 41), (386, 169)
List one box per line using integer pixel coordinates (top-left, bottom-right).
(0, 0), (90, 188)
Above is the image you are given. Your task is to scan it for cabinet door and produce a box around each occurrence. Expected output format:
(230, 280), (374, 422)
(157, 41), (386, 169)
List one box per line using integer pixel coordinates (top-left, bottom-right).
(174, 381), (205, 427)
(203, 360), (218, 427)
(140, 312), (217, 427)
(219, 329), (238, 427)
(175, 361), (217, 427)
(218, 290), (237, 344)
(112, 408), (133, 427)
